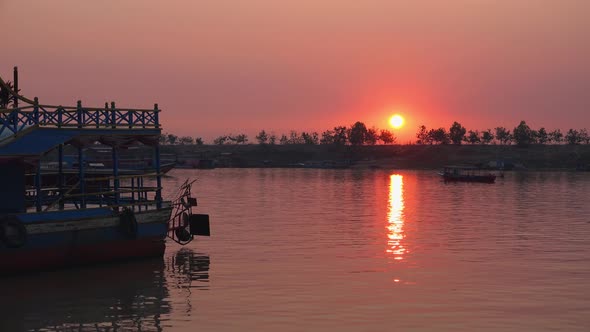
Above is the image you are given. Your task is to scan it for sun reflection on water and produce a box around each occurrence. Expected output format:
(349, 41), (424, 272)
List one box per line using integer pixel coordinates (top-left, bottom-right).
(387, 174), (405, 259)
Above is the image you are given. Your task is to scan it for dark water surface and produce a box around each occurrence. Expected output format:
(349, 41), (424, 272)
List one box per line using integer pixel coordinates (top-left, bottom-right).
(2, 169), (590, 331)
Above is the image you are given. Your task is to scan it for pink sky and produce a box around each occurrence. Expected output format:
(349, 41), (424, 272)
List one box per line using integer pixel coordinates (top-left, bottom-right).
(2, 0), (589, 143)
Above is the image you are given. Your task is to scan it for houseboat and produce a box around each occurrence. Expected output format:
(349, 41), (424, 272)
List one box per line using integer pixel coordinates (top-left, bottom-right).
(438, 165), (496, 183)
(0, 67), (209, 275)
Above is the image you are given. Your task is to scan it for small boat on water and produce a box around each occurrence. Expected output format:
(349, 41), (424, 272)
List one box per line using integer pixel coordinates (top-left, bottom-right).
(0, 67), (209, 275)
(438, 165), (496, 183)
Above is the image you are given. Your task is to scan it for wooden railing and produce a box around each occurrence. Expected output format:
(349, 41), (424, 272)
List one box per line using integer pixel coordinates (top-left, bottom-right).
(0, 101), (160, 138)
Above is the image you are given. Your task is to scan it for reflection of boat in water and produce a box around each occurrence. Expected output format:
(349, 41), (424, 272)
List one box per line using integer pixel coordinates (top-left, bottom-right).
(438, 165), (496, 183)
(0, 258), (169, 331)
(167, 248), (211, 290)
(0, 249), (210, 331)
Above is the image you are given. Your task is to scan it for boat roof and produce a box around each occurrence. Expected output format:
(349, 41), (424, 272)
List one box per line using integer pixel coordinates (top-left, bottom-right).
(1, 72), (162, 158)
(0, 127), (160, 157)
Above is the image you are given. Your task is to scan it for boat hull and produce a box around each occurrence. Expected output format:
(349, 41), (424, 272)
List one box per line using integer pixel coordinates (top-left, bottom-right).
(440, 174), (496, 183)
(0, 237), (165, 274)
(0, 207), (172, 275)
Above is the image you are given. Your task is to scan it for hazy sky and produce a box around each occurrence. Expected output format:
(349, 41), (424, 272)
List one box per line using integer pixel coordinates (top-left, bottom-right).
(2, 0), (589, 143)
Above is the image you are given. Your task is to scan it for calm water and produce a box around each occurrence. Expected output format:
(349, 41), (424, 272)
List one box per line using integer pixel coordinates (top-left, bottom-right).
(2, 169), (590, 331)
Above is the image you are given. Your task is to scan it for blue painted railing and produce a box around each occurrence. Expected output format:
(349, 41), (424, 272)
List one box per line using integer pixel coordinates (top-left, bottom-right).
(0, 100), (160, 138)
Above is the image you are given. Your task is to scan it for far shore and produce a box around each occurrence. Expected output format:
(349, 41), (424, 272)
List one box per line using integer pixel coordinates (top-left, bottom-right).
(160, 144), (590, 171)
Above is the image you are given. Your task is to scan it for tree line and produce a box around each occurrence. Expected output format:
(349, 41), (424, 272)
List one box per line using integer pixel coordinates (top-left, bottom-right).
(417, 121), (590, 146)
(159, 121), (397, 146)
(159, 120), (590, 147)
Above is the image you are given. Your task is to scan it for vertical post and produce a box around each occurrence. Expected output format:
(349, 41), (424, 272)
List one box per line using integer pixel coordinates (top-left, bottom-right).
(58, 144), (64, 210)
(77, 100), (82, 128)
(103, 102), (109, 128)
(154, 103), (159, 128)
(99, 180), (103, 207)
(33, 97), (39, 125)
(35, 161), (42, 212)
(138, 176), (143, 212)
(131, 177), (135, 204)
(112, 146), (120, 206)
(57, 106), (62, 128)
(154, 144), (162, 209)
(13, 66), (18, 109)
(154, 103), (162, 209)
(11, 106), (17, 133)
(111, 101), (116, 129)
(78, 146), (86, 208)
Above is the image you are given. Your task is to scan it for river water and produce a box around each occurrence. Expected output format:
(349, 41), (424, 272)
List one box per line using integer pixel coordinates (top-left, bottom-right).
(2, 169), (590, 331)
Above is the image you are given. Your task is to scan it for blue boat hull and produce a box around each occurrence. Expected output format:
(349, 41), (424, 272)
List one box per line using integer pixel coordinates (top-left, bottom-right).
(0, 207), (172, 275)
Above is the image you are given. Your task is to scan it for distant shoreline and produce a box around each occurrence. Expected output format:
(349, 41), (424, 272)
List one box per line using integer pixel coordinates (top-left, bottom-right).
(161, 144), (590, 171)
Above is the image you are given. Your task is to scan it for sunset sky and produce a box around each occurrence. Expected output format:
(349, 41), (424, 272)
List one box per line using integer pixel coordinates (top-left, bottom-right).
(2, 0), (589, 143)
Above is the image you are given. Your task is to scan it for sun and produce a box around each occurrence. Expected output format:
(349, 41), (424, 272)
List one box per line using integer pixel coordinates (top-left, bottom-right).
(389, 114), (404, 129)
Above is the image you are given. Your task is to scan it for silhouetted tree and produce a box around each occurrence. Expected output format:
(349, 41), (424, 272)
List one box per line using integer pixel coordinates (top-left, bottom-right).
(285, 130), (302, 144)
(179, 136), (194, 145)
(426, 129), (435, 144)
(530, 129), (539, 144)
(481, 129), (494, 145)
(167, 134), (178, 145)
(580, 129), (590, 144)
(449, 121), (466, 145)
(195, 137), (204, 145)
(549, 129), (563, 144)
(279, 134), (288, 145)
(494, 127), (512, 145)
(379, 129), (396, 145)
(565, 129), (581, 145)
(466, 130), (480, 144)
(513, 121), (533, 147)
(333, 126), (348, 145)
(365, 127), (379, 145)
(416, 125), (428, 144)
(226, 135), (237, 144)
(430, 127), (449, 144)
(235, 134), (248, 144)
(301, 132), (319, 145)
(256, 130), (269, 145)
(536, 127), (548, 145)
(213, 135), (227, 145)
(269, 133), (277, 145)
(348, 122), (368, 145)
(320, 130), (335, 144)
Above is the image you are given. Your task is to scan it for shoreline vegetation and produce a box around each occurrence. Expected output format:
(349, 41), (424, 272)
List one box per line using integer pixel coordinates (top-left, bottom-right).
(158, 120), (590, 170)
(162, 144), (590, 171)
